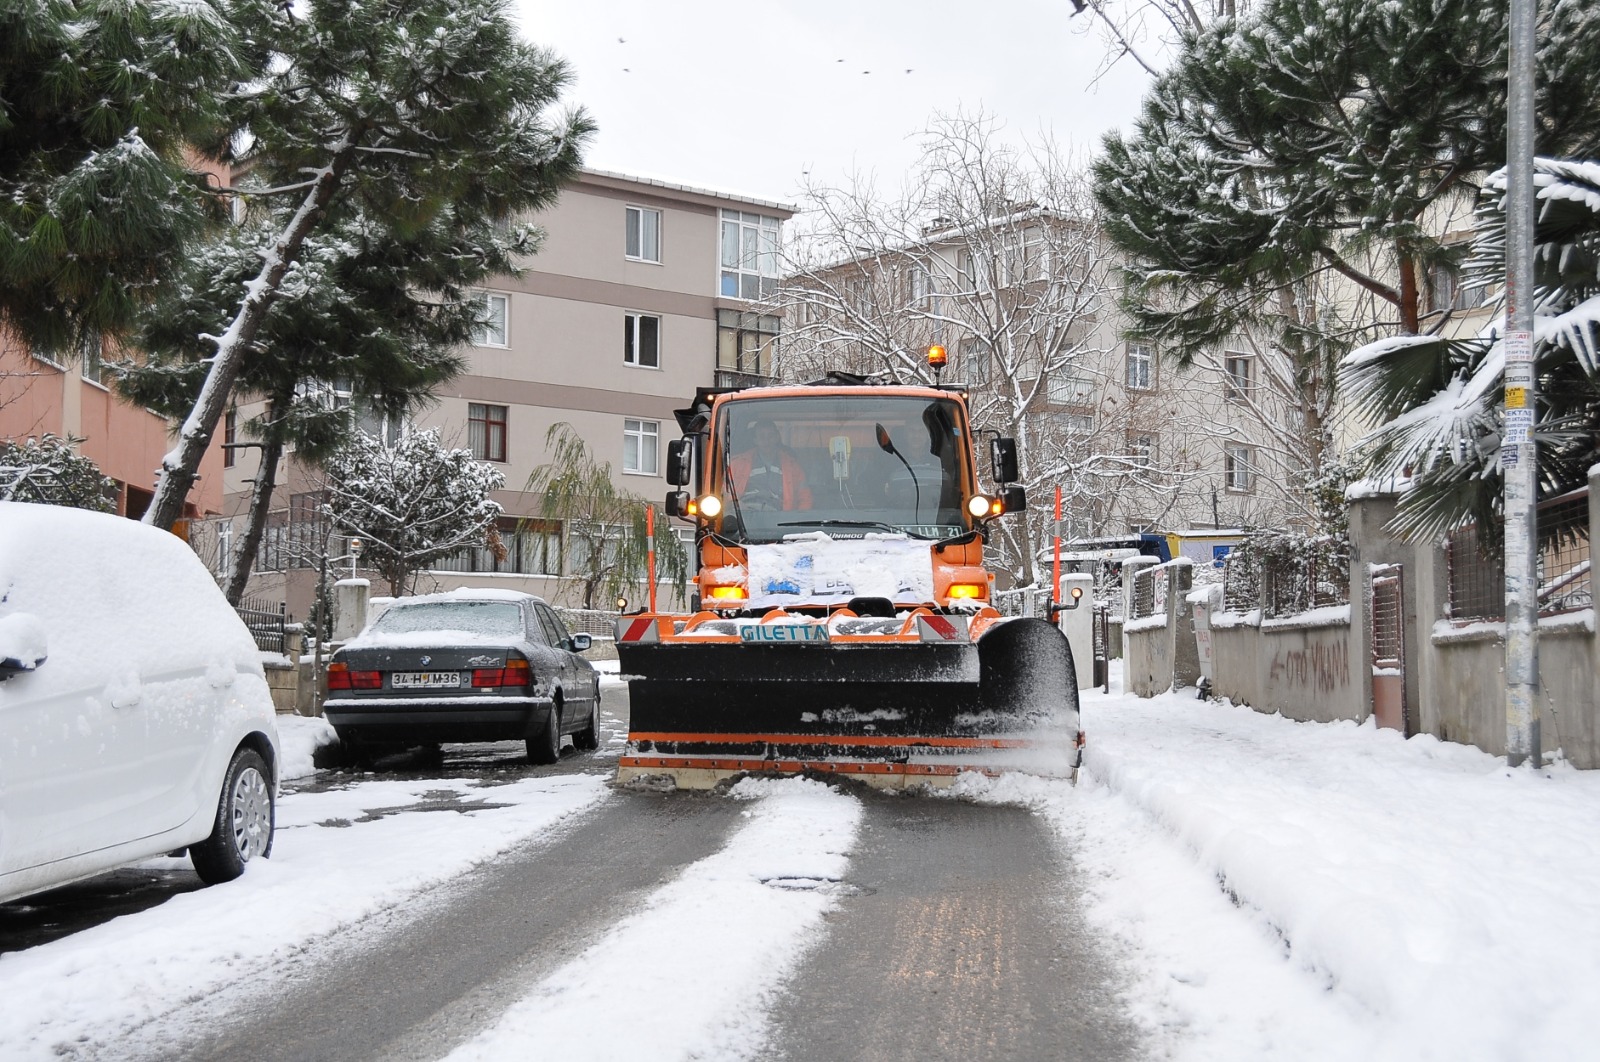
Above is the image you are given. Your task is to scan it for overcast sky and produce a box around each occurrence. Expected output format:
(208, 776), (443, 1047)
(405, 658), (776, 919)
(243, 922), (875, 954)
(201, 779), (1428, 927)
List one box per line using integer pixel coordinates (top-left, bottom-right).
(510, 0), (1158, 207)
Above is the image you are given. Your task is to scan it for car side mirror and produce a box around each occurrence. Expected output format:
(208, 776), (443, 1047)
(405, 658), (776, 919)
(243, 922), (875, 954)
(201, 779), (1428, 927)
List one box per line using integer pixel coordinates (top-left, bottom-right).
(570, 632), (593, 653)
(666, 439), (693, 486)
(990, 437), (1020, 484)
(0, 612), (48, 680)
(1000, 483), (1027, 513)
(665, 491), (689, 518)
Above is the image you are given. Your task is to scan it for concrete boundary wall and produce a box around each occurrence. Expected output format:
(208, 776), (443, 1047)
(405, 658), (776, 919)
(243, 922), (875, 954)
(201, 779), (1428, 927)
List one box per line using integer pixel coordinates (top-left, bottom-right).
(1176, 467), (1598, 767)
(1122, 559), (1200, 696)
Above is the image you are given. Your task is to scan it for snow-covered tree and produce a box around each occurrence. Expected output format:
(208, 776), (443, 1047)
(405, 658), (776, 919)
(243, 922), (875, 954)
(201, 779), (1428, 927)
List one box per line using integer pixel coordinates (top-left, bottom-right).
(0, 0), (235, 354)
(1093, 0), (1600, 533)
(122, 198), (503, 604)
(321, 428), (505, 596)
(780, 112), (1208, 588)
(524, 423), (689, 611)
(141, 0), (593, 532)
(1343, 158), (1600, 543)
(0, 434), (115, 511)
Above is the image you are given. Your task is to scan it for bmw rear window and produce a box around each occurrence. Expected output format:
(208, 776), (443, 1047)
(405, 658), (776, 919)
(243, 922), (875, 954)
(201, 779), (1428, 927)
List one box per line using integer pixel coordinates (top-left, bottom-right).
(370, 601), (524, 637)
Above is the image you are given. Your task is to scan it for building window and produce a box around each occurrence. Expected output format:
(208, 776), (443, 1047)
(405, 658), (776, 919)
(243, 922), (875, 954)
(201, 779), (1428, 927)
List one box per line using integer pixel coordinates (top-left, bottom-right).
(80, 331), (105, 385)
(624, 313), (661, 368)
(1048, 371), (1094, 406)
(716, 310), (780, 386)
(720, 209), (781, 299)
(473, 291), (509, 347)
(626, 205), (662, 263)
(432, 517), (564, 576)
(1055, 412), (1095, 436)
(961, 337), (990, 387)
(223, 408), (237, 468)
(1126, 344), (1153, 390)
(1428, 263), (1486, 313)
(623, 418), (659, 475)
(1224, 352), (1253, 402)
(1225, 444), (1254, 492)
(1129, 433), (1156, 467)
(469, 403), (508, 462)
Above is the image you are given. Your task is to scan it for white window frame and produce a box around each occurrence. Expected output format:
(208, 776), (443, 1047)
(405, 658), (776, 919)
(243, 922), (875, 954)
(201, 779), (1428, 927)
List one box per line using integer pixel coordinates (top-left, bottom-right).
(1129, 433), (1156, 467)
(719, 209), (781, 300)
(1224, 351), (1253, 403)
(473, 291), (509, 348)
(1126, 344), (1153, 390)
(626, 205), (662, 264)
(623, 418), (660, 476)
(1049, 371), (1095, 406)
(624, 312), (661, 369)
(1224, 443), (1255, 492)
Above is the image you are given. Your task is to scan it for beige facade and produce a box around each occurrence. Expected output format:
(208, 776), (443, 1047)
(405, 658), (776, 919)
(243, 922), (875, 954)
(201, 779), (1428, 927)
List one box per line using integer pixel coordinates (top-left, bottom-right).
(214, 170), (793, 616)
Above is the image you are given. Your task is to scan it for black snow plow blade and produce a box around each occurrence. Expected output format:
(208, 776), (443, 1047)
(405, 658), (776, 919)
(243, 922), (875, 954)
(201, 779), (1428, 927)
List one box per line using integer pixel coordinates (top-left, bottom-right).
(614, 611), (1082, 789)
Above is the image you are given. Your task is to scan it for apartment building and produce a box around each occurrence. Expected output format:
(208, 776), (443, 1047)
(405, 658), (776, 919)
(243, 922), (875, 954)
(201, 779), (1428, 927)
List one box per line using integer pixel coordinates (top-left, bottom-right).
(215, 169), (793, 615)
(778, 211), (1296, 570)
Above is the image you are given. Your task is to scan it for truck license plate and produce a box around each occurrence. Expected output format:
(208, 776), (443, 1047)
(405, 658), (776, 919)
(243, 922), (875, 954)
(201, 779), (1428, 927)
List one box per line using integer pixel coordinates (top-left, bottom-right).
(391, 671), (461, 688)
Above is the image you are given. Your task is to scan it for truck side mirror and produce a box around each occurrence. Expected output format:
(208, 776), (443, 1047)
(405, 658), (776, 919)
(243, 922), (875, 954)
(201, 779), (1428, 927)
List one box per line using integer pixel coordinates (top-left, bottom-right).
(990, 437), (1020, 484)
(666, 439), (693, 486)
(1000, 484), (1027, 513)
(664, 491), (689, 518)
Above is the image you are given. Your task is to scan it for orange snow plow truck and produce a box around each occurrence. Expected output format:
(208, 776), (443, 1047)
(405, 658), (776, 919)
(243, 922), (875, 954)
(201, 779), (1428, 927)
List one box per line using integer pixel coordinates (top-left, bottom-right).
(614, 367), (1083, 790)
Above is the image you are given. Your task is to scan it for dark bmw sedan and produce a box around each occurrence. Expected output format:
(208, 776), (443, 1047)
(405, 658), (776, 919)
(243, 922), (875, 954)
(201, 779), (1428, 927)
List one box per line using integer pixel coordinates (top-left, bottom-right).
(324, 590), (600, 765)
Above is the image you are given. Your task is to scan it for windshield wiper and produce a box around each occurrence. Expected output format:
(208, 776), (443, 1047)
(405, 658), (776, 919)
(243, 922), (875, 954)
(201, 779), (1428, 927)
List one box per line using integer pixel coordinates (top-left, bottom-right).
(776, 519), (935, 540)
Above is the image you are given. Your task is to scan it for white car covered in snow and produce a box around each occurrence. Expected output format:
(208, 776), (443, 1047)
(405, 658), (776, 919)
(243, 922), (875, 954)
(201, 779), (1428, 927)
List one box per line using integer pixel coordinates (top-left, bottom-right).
(0, 502), (280, 904)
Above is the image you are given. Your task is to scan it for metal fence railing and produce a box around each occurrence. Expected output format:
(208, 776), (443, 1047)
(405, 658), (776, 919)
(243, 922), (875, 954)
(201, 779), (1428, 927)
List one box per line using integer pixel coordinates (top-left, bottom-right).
(1262, 555), (1349, 617)
(236, 595), (289, 655)
(556, 607), (620, 639)
(1446, 487), (1591, 621)
(1129, 563), (1164, 620)
(1222, 551), (1260, 613)
(1538, 489), (1592, 615)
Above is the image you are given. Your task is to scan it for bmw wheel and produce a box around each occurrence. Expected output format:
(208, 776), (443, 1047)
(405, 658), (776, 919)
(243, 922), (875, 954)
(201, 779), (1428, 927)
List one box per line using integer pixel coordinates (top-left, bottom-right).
(191, 747), (275, 885)
(526, 700), (563, 765)
(573, 695), (600, 751)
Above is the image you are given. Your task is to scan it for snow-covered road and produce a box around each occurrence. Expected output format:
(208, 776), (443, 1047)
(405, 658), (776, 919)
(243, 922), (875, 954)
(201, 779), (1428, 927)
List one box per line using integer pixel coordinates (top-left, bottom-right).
(3, 675), (1598, 1061)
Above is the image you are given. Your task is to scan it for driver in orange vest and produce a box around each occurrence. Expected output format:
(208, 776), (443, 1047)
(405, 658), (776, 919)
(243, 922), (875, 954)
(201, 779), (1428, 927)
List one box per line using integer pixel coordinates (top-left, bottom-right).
(728, 420), (812, 511)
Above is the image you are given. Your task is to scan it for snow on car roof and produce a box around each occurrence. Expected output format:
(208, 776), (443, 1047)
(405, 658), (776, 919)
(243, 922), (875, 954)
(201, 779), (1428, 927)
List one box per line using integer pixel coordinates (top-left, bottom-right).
(385, 588), (547, 606)
(0, 502), (263, 697)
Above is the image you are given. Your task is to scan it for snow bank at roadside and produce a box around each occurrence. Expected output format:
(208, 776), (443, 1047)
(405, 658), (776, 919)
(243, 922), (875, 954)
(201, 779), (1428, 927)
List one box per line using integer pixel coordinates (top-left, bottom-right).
(443, 776), (863, 1062)
(275, 712), (338, 779)
(1058, 688), (1600, 1061)
(0, 774), (610, 1061)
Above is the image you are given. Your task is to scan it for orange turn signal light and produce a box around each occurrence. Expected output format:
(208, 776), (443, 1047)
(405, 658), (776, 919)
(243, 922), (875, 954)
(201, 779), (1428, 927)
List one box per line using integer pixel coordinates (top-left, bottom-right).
(707, 585), (748, 601)
(947, 583), (986, 600)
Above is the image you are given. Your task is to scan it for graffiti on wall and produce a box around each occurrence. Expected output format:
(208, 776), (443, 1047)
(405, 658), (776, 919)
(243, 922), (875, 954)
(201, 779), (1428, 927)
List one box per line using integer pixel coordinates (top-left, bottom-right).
(1269, 640), (1350, 694)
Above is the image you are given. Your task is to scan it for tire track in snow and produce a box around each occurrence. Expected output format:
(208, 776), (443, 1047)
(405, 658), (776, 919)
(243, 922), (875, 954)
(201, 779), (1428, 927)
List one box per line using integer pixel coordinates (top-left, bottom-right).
(439, 777), (864, 1062)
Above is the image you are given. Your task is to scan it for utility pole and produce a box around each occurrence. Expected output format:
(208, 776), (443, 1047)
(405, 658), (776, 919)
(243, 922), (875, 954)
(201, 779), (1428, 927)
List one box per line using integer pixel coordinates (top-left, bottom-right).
(1503, 0), (1539, 767)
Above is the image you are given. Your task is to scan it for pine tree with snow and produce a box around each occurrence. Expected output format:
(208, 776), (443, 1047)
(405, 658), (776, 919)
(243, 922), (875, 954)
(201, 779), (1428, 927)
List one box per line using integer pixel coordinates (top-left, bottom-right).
(0, 435), (115, 511)
(140, 0), (593, 532)
(1094, 0), (1600, 527)
(321, 428), (505, 596)
(0, 0), (236, 354)
(1342, 158), (1600, 543)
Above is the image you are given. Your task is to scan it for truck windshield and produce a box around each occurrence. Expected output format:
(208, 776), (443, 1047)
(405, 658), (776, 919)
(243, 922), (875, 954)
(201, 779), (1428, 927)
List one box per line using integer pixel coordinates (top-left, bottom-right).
(710, 394), (974, 544)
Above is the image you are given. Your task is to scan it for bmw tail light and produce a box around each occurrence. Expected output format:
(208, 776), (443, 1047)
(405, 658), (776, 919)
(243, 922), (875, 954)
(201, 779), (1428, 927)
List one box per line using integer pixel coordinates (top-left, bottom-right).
(328, 661), (351, 690)
(473, 658), (532, 688)
(350, 670), (381, 689)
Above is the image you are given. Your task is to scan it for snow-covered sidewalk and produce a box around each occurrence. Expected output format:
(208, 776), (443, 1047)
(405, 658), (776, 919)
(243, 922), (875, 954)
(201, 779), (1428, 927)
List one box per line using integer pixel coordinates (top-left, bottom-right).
(988, 681), (1600, 1062)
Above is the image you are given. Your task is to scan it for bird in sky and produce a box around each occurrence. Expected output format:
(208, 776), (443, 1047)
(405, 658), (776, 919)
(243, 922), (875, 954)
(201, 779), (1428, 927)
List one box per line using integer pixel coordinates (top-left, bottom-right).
(618, 36), (626, 43)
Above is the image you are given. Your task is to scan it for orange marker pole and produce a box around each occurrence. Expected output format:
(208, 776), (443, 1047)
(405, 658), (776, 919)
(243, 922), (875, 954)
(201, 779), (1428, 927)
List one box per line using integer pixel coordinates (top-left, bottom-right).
(1052, 485), (1062, 610)
(646, 505), (658, 614)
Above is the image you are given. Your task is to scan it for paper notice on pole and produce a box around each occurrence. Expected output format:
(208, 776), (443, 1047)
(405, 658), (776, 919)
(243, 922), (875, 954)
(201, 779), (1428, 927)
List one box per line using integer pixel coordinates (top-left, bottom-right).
(1506, 385), (1527, 408)
(1504, 407), (1534, 443)
(1502, 443), (1520, 468)
(1505, 330), (1534, 363)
